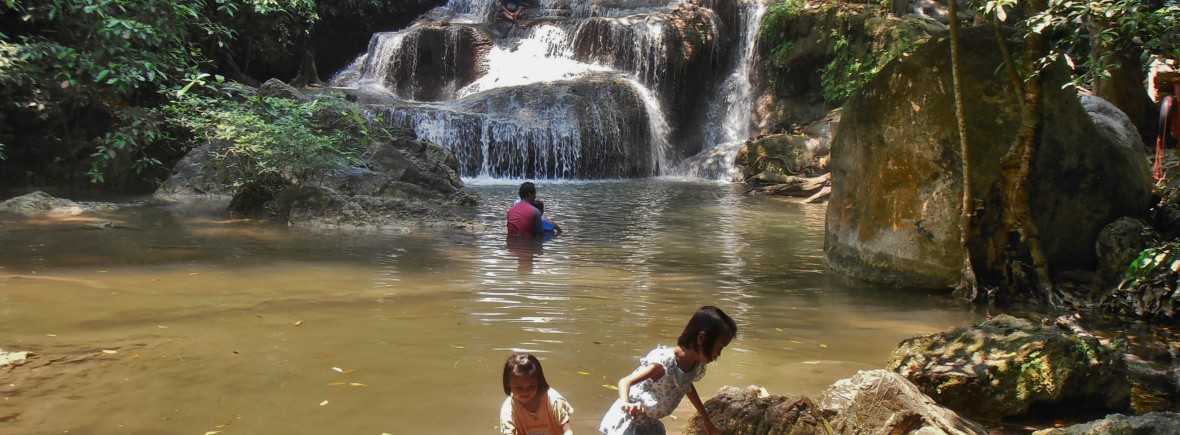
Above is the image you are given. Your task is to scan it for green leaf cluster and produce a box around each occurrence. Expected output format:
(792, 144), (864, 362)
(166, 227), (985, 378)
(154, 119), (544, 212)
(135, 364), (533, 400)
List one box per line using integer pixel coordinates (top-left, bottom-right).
(164, 89), (368, 193)
(759, 0), (808, 93)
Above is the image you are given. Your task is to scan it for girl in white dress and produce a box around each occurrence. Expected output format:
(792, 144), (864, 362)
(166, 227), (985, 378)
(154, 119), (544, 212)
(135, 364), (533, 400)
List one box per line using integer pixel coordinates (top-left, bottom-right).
(500, 353), (575, 435)
(599, 306), (737, 435)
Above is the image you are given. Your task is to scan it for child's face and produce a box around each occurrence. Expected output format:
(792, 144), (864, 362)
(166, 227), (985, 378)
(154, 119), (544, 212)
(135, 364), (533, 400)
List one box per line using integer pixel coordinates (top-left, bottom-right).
(702, 332), (733, 363)
(508, 374), (539, 404)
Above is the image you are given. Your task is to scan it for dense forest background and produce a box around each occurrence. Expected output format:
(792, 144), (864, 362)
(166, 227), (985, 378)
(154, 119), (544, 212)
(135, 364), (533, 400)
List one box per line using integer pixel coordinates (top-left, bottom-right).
(0, 0), (1177, 200)
(0, 0), (445, 191)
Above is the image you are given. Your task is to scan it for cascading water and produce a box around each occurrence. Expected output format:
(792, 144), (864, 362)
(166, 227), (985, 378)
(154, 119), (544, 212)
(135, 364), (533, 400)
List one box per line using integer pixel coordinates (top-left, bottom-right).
(681, 0), (767, 181)
(330, 0), (765, 180)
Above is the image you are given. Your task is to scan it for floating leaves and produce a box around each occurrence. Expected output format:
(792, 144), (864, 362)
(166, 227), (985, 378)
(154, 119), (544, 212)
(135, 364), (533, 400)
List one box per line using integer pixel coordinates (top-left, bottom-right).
(577, 371), (590, 375)
(603, 384), (618, 390)
(331, 367), (356, 374)
(327, 382), (368, 387)
(102, 350), (117, 354)
(319, 400), (329, 406)
(293, 320), (304, 327)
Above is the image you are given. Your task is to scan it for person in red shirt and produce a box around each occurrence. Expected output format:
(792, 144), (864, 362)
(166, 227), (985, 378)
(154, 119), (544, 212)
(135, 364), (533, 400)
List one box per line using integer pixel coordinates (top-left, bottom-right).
(507, 182), (545, 238)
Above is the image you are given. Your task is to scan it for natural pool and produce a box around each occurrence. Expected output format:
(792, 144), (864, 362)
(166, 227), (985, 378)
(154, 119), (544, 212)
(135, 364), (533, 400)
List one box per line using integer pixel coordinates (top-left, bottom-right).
(0, 180), (980, 434)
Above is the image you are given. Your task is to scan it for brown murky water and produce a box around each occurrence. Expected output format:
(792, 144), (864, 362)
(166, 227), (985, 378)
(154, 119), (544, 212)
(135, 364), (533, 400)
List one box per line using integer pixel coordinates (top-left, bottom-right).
(0, 180), (980, 434)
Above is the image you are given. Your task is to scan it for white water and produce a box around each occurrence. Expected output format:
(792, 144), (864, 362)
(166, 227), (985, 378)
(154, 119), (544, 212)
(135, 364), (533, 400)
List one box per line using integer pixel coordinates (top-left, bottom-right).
(687, 0), (767, 181)
(330, 0), (766, 181)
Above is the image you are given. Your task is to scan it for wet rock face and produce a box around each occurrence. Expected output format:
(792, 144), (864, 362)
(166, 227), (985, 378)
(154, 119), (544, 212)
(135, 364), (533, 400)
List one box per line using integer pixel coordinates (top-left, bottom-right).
(381, 74), (656, 179)
(885, 315), (1131, 421)
(331, 24), (494, 102)
(824, 27), (1152, 289)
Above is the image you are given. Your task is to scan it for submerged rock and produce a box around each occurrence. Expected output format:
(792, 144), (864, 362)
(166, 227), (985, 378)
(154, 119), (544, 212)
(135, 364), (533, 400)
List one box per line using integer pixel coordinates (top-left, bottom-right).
(885, 315), (1131, 421)
(0, 349), (30, 367)
(0, 191), (118, 216)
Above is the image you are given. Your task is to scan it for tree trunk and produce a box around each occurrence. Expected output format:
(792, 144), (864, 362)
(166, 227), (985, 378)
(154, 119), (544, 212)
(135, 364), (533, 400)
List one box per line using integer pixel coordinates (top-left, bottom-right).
(972, 0), (1059, 306)
(948, 0), (980, 301)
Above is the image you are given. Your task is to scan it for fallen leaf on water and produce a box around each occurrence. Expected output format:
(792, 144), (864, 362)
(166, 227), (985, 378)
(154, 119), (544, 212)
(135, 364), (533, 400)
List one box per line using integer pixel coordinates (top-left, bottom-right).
(775, 328), (784, 332)
(131, 353), (140, 360)
(820, 344), (828, 348)
(319, 400), (329, 406)
(349, 383), (368, 387)
(102, 350), (117, 354)
(341, 368), (356, 374)
(577, 371), (590, 375)
(449, 345), (464, 349)
(293, 321), (304, 327)
(204, 432), (220, 435)
(332, 367), (343, 373)
(593, 341), (601, 345)
(47, 334), (56, 337)
(603, 385), (618, 390)
(328, 382), (347, 386)
(189, 272), (198, 276)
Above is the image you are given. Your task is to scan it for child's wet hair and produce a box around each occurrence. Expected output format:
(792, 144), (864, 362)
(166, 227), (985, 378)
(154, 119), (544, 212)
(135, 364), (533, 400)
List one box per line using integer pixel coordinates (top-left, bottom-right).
(676, 306), (737, 355)
(502, 353), (550, 396)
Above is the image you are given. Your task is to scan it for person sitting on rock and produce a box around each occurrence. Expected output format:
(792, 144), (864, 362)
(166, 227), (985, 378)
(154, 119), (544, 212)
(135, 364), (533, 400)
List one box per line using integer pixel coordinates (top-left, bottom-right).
(500, 0), (524, 23)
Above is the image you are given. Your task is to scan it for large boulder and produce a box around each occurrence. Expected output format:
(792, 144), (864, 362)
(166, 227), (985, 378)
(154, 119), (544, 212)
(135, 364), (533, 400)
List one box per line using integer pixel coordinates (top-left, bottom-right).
(825, 27), (1153, 289)
(736, 109), (836, 183)
(818, 369), (987, 435)
(885, 315), (1131, 421)
(1094, 217), (1159, 284)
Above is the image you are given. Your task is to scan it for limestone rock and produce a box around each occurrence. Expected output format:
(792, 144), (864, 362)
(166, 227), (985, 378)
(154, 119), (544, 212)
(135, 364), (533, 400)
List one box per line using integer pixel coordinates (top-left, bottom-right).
(818, 369), (987, 435)
(825, 27), (1152, 289)
(885, 315), (1131, 421)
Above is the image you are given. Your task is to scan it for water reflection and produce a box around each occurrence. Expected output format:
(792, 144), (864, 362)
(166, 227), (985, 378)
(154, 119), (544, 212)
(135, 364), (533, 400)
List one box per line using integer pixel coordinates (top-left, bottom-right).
(0, 180), (979, 434)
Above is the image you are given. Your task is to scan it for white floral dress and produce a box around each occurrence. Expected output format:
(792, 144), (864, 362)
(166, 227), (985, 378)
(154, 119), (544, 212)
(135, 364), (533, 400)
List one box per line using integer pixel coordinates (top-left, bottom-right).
(598, 345), (706, 435)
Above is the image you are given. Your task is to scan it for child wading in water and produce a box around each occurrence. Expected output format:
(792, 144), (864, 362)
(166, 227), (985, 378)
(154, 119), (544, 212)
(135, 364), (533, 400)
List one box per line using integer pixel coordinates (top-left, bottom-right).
(501, 353), (575, 435)
(599, 306), (737, 435)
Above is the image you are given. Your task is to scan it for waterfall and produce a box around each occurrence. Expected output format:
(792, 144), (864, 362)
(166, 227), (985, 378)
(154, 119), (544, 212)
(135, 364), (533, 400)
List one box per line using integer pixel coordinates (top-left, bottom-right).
(330, 0), (763, 181)
(682, 0), (767, 181)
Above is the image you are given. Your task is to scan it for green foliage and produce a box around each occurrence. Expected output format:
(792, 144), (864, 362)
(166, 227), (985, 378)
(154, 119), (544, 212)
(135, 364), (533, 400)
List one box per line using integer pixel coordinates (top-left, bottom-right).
(819, 20), (923, 102)
(163, 88), (368, 193)
(974, 0), (1180, 87)
(1121, 241), (1180, 288)
(759, 0), (807, 92)
(820, 31), (874, 102)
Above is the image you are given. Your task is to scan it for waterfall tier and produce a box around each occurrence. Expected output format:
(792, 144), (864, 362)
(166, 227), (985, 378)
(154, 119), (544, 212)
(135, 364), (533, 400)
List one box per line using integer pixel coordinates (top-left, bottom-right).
(331, 0), (765, 180)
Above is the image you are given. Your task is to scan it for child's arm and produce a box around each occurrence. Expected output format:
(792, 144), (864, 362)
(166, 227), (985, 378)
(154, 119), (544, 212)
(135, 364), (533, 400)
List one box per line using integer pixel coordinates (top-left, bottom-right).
(615, 363), (665, 415)
(686, 384), (721, 435)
